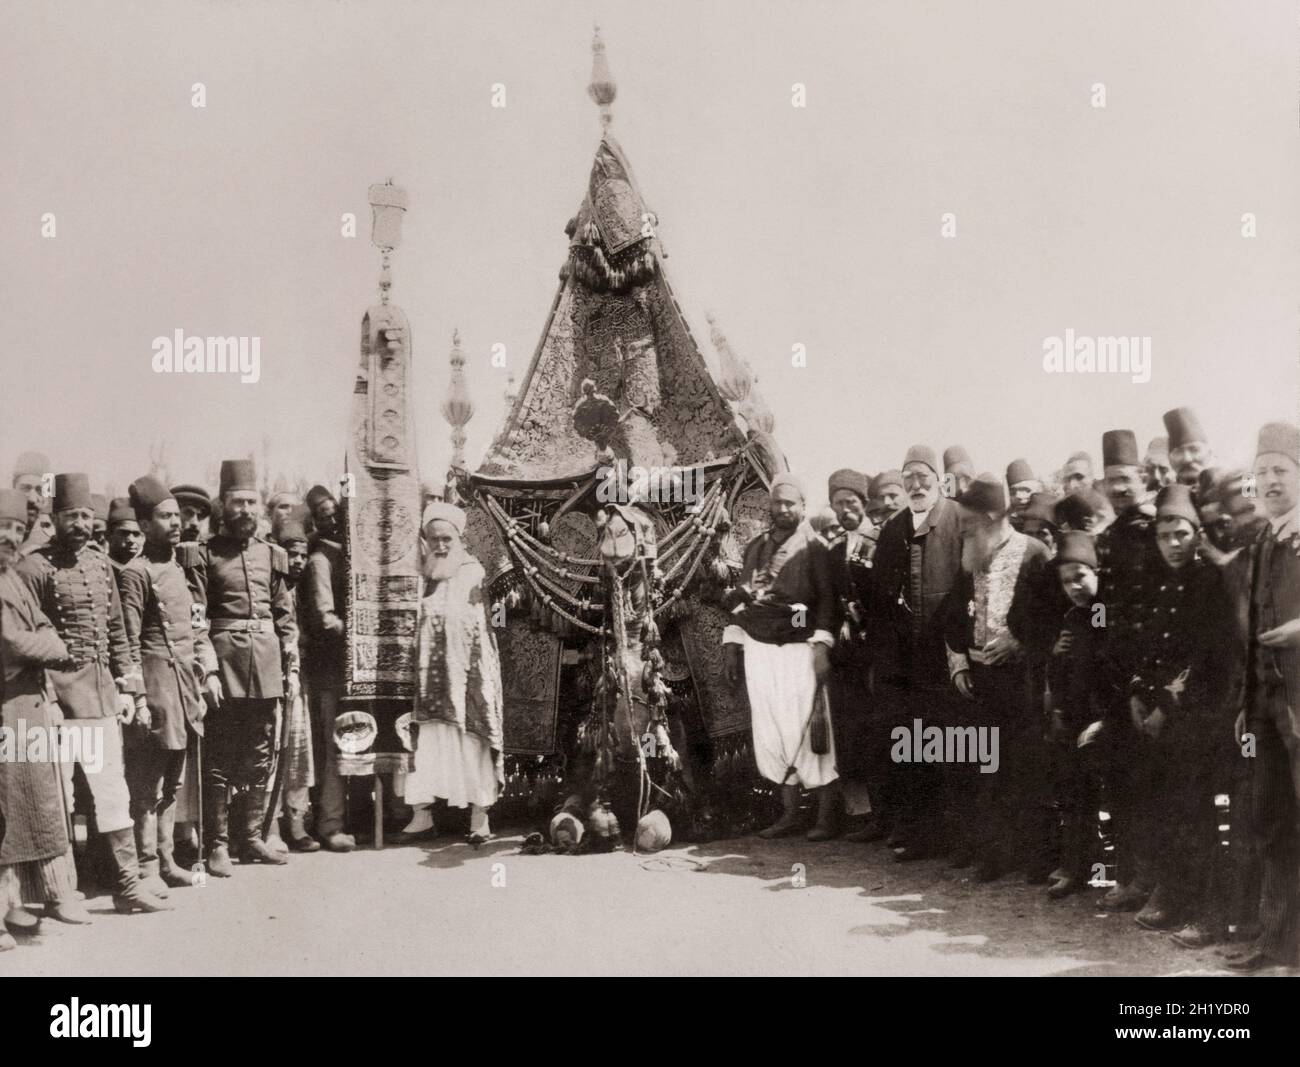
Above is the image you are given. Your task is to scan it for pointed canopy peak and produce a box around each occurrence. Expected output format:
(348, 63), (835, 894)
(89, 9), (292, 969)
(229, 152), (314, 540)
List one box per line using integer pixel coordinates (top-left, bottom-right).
(587, 24), (617, 128)
(707, 310), (754, 407)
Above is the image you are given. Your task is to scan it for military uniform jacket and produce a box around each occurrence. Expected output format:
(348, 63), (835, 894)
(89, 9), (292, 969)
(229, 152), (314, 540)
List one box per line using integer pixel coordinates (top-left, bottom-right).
(0, 567), (76, 863)
(1096, 503), (1156, 698)
(300, 539), (345, 689)
(119, 543), (218, 747)
(17, 541), (140, 718)
(191, 533), (298, 700)
(826, 524), (878, 664)
(867, 497), (963, 686)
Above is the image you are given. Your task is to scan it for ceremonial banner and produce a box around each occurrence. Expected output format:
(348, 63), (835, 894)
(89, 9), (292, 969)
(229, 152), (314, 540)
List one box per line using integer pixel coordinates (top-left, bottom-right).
(344, 304), (423, 701)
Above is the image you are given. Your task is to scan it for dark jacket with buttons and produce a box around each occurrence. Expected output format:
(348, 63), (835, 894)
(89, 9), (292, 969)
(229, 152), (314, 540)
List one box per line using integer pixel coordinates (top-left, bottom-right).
(1096, 502), (1156, 700)
(17, 540), (140, 718)
(119, 543), (218, 747)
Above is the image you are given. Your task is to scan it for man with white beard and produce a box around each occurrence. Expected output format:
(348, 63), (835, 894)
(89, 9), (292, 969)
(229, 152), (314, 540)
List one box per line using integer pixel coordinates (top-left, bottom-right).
(402, 502), (505, 844)
(945, 473), (1051, 882)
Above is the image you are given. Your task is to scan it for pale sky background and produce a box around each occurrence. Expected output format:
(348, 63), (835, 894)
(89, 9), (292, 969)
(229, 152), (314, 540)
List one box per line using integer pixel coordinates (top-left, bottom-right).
(2, 0), (1297, 504)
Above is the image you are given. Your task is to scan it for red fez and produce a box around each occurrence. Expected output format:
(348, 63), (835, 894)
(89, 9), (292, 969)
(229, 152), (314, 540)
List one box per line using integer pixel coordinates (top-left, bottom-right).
(1055, 530), (1098, 570)
(219, 459), (257, 497)
(957, 472), (1008, 516)
(1155, 484), (1200, 529)
(107, 497), (138, 529)
(0, 488), (29, 524)
(129, 476), (174, 521)
(943, 445), (974, 476)
(903, 445), (939, 475)
(1102, 430), (1140, 469)
(273, 517), (309, 546)
(53, 473), (92, 514)
(1005, 458), (1035, 486)
(1256, 421), (1300, 463)
(827, 468), (870, 505)
(1163, 407), (1208, 450)
(12, 451), (49, 478)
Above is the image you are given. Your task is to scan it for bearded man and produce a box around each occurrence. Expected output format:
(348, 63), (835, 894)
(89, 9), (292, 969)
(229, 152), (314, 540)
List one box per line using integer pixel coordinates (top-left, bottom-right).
(945, 473), (1051, 882)
(402, 502), (505, 844)
(1164, 406), (1214, 488)
(867, 470), (905, 526)
(0, 488), (84, 940)
(723, 474), (837, 839)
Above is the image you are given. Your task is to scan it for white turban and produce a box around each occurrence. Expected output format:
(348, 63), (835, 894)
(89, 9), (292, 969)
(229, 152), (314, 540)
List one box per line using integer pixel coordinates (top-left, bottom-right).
(421, 500), (466, 535)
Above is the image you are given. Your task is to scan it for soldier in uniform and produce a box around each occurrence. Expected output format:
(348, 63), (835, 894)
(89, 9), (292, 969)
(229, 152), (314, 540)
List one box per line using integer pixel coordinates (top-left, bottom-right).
(866, 445), (964, 861)
(824, 469), (879, 841)
(118, 476), (217, 893)
(191, 459), (300, 875)
(0, 488), (85, 940)
(1093, 429), (1158, 911)
(1126, 484), (1234, 944)
(106, 497), (143, 569)
(171, 483), (213, 545)
(299, 489), (354, 851)
(16, 473), (169, 914)
(1228, 422), (1300, 971)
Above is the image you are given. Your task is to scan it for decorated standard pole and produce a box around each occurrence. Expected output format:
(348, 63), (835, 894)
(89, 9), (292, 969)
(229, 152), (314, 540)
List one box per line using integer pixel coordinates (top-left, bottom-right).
(440, 329), (473, 504)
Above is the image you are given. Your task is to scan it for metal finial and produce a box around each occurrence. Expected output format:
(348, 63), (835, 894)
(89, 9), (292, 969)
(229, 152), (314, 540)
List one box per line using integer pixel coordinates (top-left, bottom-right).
(587, 24), (616, 128)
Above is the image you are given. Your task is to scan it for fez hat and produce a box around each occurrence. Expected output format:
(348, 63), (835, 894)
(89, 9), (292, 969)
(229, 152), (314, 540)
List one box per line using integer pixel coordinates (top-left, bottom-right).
(769, 471), (806, 501)
(1101, 430), (1140, 468)
(91, 494), (109, 523)
(1054, 487), (1106, 529)
(871, 469), (904, 496)
(1155, 483), (1200, 528)
(0, 488), (29, 525)
(827, 468), (870, 505)
(12, 451), (49, 478)
(957, 472), (1008, 517)
(1256, 421), (1300, 463)
(305, 484), (335, 512)
(421, 500), (467, 535)
(1145, 436), (1169, 465)
(107, 497), (138, 530)
(943, 445), (974, 477)
(1055, 530), (1098, 570)
(53, 473), (92, 514)
(1005, 458), (1035, 486)
(219, 459), (258, 497)
(129, 475), (175, 521)
(903, 444), (939, 475)
(170, 483), (213, 518)
(1063, 451), (1094, 473)
(1163, 407), (1208, 450)
(273, 517), (309, 546)
(1025, 490), (1062, 526)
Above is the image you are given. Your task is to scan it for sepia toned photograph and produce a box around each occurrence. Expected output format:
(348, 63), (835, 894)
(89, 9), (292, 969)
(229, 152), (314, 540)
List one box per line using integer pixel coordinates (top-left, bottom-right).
(1, 0), (1297, 1005)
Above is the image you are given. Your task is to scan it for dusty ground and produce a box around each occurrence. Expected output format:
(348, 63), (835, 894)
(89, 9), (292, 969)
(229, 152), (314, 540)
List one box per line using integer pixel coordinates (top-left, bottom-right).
(3, 828), (1295, 977)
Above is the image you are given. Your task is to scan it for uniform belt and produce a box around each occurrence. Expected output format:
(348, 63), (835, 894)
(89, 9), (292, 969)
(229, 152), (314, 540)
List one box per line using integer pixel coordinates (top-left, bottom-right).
(209, 618), (271, 633)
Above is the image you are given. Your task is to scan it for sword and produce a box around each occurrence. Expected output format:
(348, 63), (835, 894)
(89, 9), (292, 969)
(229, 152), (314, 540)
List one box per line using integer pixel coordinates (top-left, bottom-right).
(261, 693), (294, 841)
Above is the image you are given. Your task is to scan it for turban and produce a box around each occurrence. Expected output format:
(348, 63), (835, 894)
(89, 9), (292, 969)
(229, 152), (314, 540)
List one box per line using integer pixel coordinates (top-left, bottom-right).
(53, 473), (92, 514)
(421, 501), (467, 535)
(0, 489), (29, 524)
(1055, 530), (1098, 570)
(903, 445), (938, 475)
(769, 472), (806, 501)
(1256, 421), (1300, 463)
(1101, 430), (1140, 469)
(1163, 407), (1208, 450)
(1005, 458), (1035, 486)
(827, 468), (870, 505)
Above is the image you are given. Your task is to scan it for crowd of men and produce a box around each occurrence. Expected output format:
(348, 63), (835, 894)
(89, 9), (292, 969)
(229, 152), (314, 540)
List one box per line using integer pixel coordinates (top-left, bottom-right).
(1, 457), (351, 953)
(727, 406), (1298, 972)
(1, 402), (1297, 974)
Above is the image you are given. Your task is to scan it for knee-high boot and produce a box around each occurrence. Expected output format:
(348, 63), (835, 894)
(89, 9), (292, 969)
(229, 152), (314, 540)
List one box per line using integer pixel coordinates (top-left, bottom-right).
(157, 804), (195, 888)
(133, 810), (169, 899)
(203, 786), (233, 878)
(107, 827), (171, 914)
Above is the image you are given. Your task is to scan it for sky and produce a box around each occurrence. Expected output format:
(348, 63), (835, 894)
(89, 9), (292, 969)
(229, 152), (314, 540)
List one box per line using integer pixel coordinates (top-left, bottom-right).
(2, 0), (1297, 503)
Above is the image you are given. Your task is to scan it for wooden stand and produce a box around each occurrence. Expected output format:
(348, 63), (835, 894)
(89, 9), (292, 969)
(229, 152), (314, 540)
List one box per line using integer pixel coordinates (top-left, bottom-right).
(337, 751), (411, 850)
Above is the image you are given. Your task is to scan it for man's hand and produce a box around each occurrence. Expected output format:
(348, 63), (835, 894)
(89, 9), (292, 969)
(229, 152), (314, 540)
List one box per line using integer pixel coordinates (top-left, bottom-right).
(1052, 630), (1074, 657)
(286, 670), (301, 705)
(953, 670), (975, 700)
(117, 692), (136, 725)
(982, 632), (1022, 666)
(812, 643), (830, 682)
(724, 644), (744, 689)
(203, 673), (223, 711)
(133, 695), (151, 731)
(1257, 618), (1300, 648)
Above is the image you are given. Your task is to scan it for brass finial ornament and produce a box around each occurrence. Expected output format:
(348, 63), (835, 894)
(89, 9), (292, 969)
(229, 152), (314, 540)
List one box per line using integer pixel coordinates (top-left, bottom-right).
(368, 180), (408, 304)
(441, 329), (474, 471)
(587, 23), (617, 128)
